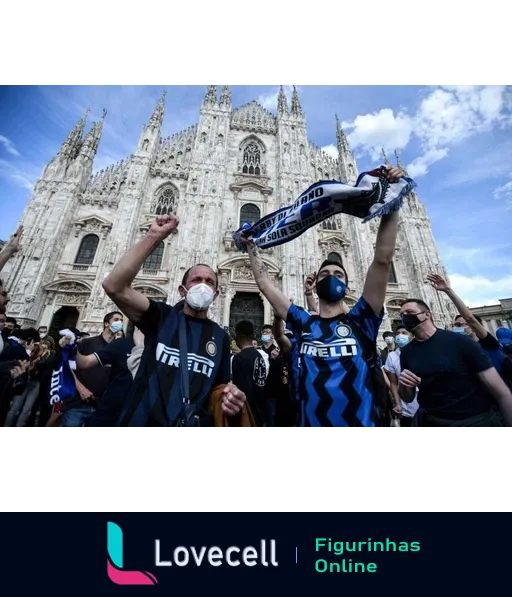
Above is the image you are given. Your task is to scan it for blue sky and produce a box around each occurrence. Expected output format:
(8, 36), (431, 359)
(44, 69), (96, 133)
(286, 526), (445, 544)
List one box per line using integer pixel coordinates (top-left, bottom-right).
(0, 85), (511, 306)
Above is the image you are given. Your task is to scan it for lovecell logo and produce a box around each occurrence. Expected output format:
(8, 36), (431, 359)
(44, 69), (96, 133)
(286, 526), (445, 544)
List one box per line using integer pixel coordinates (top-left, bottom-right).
(107, 522), (278, 585)
(107, 522), (158, 586)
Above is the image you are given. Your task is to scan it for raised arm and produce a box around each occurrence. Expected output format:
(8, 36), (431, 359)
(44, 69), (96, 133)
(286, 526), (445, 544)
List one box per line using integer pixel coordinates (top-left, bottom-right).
(0, 226), (23, 272)
(242, 240), (291, 321)
(428, 273), (488, 340)
(304, 272), (318, 315)
(103, 215), (179, 323)
(478, 368), (512, 426)
(362, 167), (403, 315)
(273, 317), (292, 356)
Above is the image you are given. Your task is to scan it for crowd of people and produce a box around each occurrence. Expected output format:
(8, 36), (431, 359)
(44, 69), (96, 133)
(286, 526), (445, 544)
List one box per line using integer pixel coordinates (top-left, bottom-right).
(1, 166), (512, 427)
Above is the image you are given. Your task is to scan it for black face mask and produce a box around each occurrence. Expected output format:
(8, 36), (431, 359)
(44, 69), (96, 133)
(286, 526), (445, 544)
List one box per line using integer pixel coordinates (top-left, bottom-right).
(401, 313), (426, 332)
(316, 275), (348, 303)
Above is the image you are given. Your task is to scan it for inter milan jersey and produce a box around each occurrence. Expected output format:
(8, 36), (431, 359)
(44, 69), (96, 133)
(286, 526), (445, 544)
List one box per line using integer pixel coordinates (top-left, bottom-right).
(287, 297), (383, 427)
(118, 301), (231, 427)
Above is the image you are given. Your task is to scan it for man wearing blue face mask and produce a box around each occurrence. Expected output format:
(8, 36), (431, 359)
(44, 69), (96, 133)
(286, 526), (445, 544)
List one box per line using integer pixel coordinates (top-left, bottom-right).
(61, 311), (124, 427)
(383, 327), (419, 427)
(241, 165), (405, 427)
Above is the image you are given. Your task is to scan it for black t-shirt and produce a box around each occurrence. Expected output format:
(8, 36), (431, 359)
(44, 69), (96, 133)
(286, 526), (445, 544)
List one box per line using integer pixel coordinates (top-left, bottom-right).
(261, 343), (284, 397)
(232, 347), (267, 426)
(478, 333), (512, 385)
(94, 337), (135, 385)
(119, 301), (231, 427)
(400, 329), (493, 420)
(88, 337), (135, 426)
(63, 335), (113, 412)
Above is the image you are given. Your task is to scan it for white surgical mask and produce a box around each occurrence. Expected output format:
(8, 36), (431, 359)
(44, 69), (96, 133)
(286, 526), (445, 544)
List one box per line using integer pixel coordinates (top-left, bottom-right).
(385, 337), (394, 346)
(261, 335), (272, 344)
(39, 332), (47, 339)
(453, 327), (466, 335)
(110, 321), (123, 334)
(186, 284), (215, 312)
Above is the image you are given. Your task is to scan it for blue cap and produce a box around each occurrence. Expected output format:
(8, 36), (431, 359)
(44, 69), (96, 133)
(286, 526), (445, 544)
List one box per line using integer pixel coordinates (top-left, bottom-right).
(496, 328), (512, 346)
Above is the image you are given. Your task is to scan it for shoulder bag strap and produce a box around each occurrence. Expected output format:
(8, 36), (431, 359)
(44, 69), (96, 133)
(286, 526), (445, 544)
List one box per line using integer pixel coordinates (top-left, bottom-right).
(178, 312), (190, 404)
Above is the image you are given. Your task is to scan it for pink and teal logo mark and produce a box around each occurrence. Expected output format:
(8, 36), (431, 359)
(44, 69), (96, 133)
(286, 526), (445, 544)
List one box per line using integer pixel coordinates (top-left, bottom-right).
(107, 522), (158, 586)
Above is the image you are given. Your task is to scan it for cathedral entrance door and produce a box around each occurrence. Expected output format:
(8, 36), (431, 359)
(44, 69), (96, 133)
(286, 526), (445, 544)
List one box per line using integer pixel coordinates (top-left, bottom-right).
(229, 293), (264, 339)
(49, 306), (80, 340)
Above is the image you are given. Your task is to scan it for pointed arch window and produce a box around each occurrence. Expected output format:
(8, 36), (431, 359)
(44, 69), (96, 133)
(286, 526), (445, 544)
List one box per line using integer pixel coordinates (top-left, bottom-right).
(75, 234), (99, 265)
(240, 203), (261, 228)
(242, 142), (262, 176)
(152, 185), (178, 216)
(143, 242), (164, 271)
(322, 217), (337, 231)
(327, 252), (343, 264)
(388, 262), (398, 284)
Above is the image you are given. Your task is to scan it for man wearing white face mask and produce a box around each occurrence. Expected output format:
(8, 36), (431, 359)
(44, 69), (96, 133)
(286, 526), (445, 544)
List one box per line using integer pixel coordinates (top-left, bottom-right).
(63, 312), (124, 427)
(103, 214), (247, 427)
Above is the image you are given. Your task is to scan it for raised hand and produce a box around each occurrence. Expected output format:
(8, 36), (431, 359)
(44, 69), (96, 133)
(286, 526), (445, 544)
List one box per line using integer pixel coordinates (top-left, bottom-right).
(383, 166), (404, 183)
(304, 272), (316, 294)
(148, 214), (180, 241)
(427, 273), (451, 293)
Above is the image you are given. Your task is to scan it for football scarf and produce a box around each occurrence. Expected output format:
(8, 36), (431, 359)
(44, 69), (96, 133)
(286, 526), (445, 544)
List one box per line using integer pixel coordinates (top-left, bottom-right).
(233, 166), (416, 253)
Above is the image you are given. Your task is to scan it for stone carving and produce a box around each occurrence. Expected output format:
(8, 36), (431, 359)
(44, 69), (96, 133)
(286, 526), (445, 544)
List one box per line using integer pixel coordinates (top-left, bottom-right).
(230, 101), (278, 135)
(107, 240), (118, 265)
(234, 265), (254, 281)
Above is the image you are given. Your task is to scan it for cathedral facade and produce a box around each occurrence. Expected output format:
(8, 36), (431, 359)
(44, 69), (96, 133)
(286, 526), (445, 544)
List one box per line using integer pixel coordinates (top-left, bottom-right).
(3, 86), (455, 336)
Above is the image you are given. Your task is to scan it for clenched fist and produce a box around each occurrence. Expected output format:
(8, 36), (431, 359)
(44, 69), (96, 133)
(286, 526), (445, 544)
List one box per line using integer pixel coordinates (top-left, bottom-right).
(148, 214), (180, 241)
(399, 369), (422, 388)
(221, 383), (247, 416)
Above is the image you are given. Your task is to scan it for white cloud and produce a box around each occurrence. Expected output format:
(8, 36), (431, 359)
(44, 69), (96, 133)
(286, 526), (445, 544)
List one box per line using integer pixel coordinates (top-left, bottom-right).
(493, 173), (512, 208)
(257, 85), (294, 111)
(343, 85), (512, 177)
(343, 108), (413, 161)
(449, 273), (512, 307)
(0, 135), (21, 157)
(321, 144), (338, 160)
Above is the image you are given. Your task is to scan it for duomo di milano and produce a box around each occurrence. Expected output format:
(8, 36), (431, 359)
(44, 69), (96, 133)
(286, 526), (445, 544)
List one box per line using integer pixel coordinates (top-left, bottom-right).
(3, 86), (454, 336)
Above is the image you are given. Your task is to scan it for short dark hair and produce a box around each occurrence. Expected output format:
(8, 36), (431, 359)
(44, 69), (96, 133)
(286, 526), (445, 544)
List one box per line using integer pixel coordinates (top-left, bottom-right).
(181, 264), (218, 289)
(383, 331), (394, 338)
(6, 317), (17, 326)
(19, 327), (40, 345)
(103, 311), (123, 326)
(401, 299), (431, 312)
(38, 326), (47, 331)
(235, 320), (255, 339)
(456, 313), (483, 324)
(317, 260), (349, 283)
(262, 324), (273, 331)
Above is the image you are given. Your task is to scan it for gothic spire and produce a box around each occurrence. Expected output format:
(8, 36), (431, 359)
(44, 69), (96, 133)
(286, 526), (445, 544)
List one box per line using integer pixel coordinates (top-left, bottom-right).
(277, 86), (288, 116)
(149, 89), (166, 128)
(220, 85), (231, 107)
(59, 108), (90, 159)
(204, 85), (218, 106)
(291, 86), (303, 117)
(335, 114), (349, 152)
(381, 147), (391, 167)
(394, 149), (409, 176)
(79, 109), (106, 160)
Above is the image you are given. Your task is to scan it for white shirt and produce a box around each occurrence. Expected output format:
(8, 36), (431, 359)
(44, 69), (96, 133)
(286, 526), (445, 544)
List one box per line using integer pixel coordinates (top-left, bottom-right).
(384, 348), (419, 418)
